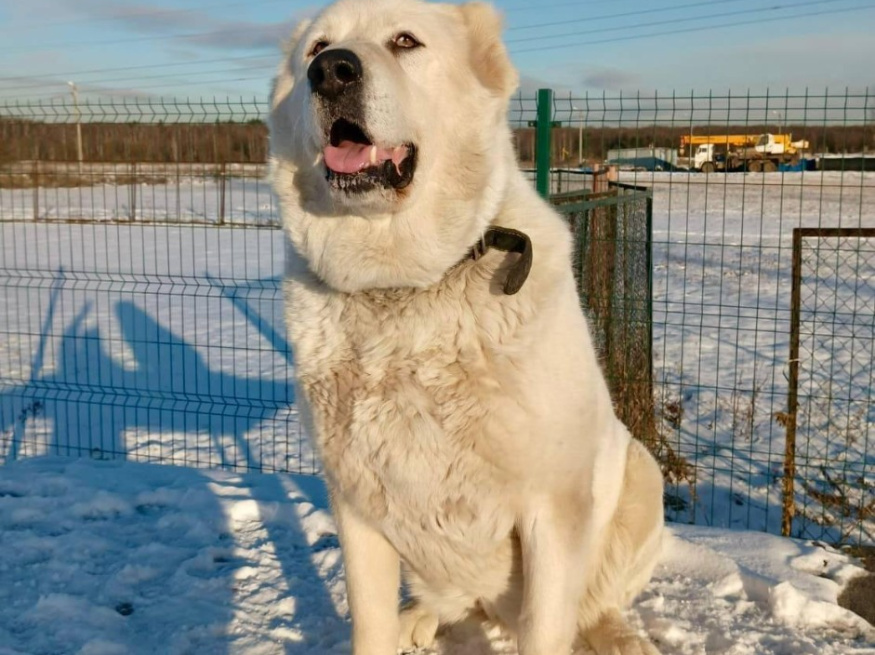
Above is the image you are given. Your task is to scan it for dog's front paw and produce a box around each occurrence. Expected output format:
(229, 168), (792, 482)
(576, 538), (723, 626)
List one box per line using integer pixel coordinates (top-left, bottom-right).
(398, 603), (439, 651)
(585, 611), (661, 655)
(591, 634), (661, 655)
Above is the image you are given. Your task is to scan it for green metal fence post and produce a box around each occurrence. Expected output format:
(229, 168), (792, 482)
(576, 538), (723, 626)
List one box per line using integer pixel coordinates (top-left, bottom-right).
(535, 88), (553, 199)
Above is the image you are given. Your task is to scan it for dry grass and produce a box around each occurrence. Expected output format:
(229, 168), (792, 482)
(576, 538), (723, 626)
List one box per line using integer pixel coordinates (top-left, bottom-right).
(799, 468), (875, 542)
(0, 173), (171, 189)
(0, 172), (91, 189)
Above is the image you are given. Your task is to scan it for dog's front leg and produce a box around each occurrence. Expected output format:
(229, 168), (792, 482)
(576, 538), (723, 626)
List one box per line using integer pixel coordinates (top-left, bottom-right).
(334, 498), (401, 655)
(516, 496), (592, 655)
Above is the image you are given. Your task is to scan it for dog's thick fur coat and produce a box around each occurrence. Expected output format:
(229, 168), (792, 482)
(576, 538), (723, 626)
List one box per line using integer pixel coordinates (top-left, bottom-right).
(269, 1), (665, 653)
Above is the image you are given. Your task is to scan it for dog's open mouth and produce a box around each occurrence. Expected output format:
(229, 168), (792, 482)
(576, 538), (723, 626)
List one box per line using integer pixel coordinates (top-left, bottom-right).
(323, 118), (417, 192)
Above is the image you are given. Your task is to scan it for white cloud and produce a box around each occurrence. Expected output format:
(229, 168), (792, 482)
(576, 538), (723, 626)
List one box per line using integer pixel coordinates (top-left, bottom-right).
(29, 0), (313, 53)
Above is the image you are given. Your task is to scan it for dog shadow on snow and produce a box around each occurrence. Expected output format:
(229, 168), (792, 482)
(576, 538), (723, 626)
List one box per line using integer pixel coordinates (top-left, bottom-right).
(0, 271), (345, 654)
(0, 272), (625, 655)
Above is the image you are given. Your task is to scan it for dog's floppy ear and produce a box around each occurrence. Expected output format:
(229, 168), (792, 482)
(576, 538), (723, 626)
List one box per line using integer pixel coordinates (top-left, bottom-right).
(270, 19), (312, 111)
(457, 2), (518, 99)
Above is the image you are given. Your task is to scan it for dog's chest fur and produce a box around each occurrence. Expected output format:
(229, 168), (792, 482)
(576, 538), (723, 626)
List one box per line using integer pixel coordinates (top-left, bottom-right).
(288, 268), (526, 566)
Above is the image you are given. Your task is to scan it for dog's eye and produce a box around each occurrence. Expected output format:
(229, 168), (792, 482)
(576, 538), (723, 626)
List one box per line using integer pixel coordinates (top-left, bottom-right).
(392, 32), (421, 50)
(309, 40), (329, 57)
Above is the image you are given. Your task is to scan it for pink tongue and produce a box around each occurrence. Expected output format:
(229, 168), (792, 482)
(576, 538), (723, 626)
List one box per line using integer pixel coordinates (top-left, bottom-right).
(323, 141), (407, 175)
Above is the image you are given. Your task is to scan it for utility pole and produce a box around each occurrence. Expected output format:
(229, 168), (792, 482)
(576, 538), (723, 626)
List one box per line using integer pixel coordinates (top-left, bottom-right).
(688, 121), (695, 162)
(771, 110), (783, 135)
(68, 81), (83, 171)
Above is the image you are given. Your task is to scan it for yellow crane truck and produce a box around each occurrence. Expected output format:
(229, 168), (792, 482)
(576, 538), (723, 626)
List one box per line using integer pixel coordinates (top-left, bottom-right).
(680, 133), (810, 173)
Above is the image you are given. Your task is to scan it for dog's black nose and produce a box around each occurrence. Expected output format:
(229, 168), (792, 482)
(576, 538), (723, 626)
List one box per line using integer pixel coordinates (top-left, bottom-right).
(308, 49), (363, 99)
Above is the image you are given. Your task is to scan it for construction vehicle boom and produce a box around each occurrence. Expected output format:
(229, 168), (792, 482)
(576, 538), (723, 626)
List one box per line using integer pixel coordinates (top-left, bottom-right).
(680, 134), (757, 149)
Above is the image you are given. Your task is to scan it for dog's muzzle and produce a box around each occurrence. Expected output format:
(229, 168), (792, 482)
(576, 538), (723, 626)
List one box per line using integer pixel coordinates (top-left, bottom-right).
(308, 49), (418, 193)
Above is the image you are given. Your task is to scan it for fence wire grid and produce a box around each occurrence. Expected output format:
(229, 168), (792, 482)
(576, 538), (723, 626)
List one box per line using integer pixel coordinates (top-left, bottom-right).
(785, 228), (875, 546)
(1, 90), (873, 547)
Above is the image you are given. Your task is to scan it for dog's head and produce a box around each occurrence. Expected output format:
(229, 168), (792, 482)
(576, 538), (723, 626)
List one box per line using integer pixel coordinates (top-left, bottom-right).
(270, 0), (519, 292)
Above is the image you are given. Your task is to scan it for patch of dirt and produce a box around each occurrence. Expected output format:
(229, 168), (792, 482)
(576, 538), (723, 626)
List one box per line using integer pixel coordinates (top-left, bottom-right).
(838, 546), (875, 627)
(838, 573), (875, 627)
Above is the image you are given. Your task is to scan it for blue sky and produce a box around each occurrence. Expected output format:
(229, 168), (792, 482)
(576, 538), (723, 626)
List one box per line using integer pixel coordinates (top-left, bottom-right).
(0, 0), (873, 101)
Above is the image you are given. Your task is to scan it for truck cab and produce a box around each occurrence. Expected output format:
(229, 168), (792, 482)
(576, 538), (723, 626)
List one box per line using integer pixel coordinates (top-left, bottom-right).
(693, 143), (726, 173)
(756, 134), (787, 155)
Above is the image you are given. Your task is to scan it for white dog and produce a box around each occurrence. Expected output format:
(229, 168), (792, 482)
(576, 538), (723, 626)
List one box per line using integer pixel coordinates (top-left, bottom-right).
(269, 1), (665, 653)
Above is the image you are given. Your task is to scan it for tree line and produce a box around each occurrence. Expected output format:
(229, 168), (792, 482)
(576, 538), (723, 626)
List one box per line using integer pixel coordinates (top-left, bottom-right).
(0, 120), (268, 163)
(1, 119), (872, 164)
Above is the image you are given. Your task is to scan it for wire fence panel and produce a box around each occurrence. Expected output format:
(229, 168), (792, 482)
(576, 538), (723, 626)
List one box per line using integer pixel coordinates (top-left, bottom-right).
(785, 228), (875, 546)
(1, 90), (874, 545)
(551, 182), (659, 459)
(515, 89), (875, 545)
(0, 223), (314, 474)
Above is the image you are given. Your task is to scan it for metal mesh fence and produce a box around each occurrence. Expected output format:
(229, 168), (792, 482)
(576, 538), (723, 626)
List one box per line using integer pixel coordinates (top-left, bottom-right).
(551, 183), (657, 455)
(531, 90), (875, 545)
(1, 90), (873, 546)
(786, 228), (875, 546)
(0, 225), (313, 473)
(0, 98), (312, 473)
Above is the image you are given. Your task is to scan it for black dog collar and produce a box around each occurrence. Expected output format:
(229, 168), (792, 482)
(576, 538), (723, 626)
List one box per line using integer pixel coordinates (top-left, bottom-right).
(470, 227), (533, 295)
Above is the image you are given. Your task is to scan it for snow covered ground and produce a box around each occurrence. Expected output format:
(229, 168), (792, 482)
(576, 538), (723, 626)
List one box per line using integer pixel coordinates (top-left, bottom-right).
(0, 457), (872, 655)
(0, 174), (276, 226)
(1, 169), (874, 652)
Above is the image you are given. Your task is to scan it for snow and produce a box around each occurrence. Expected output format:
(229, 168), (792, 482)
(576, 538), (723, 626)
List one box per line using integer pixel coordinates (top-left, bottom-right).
(0, 457), (872, 655)
(0, 174), (276, 225)
(0, 458), (345, 655)
(1, 170), (875, 652)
